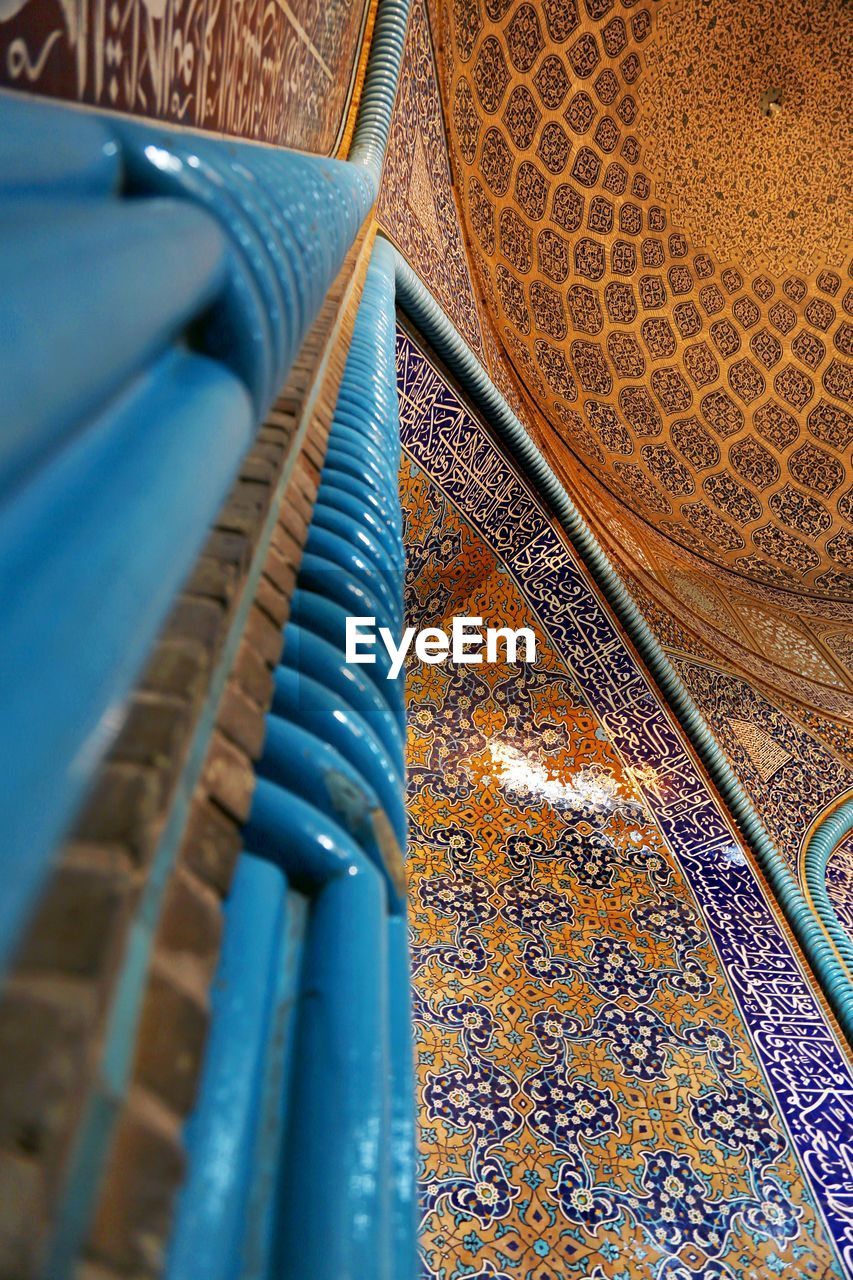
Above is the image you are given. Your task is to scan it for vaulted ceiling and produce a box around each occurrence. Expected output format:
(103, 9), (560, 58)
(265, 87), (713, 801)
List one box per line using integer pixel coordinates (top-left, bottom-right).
(438, 0), (853, 600)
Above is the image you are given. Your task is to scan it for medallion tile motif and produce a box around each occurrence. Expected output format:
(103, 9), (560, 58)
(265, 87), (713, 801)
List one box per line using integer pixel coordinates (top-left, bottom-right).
(397, 325), (853, 1279)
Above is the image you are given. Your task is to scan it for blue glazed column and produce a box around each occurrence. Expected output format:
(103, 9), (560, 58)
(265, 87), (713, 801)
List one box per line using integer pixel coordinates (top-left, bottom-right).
(0, 4), (415, 1271)
(112, 124), (376, 418)
(255, 242), (416, 1280)
(0, 0), (412, 966)
(164, 243), (417, 1280)
(0, 97), (380, 970)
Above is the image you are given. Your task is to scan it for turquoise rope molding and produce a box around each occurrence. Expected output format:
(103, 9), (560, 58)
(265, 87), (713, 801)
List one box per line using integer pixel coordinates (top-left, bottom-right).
(166, 244), (415, 1280)
(805, 795), (853, 980)
(350, 0), (411, 189)
(386, 238), (853, 1048)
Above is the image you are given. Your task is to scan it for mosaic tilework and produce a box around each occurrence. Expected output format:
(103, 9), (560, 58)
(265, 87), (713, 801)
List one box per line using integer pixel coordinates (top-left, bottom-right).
(475, 373), (853, 922)
(667, 658), (851, 881)
(439, 0), (853, 597)
(560, 461), (853, 961)
(773, 699), (853, 773)
(827, 835), (853, 950)
(0, 0), (372, 152)
(623, 560), (853, 730)
(397, 325), (853, 1278)
(545, 438), (853, 724)
(548, 465), (853, 899)
(621, 567), (853, 771)
(377, 0), (484, 356)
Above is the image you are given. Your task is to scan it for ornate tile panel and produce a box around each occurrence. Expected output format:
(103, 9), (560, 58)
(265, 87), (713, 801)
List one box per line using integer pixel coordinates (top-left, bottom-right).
(639, 0), (849, 279)
(827, 835), (853, 950)
(0, 0), (372, 153)
(667, 658), (851, 880)
(398, 325), (853, 1279)
(550, 469), (853, 874)
(377, 0), (484, 356)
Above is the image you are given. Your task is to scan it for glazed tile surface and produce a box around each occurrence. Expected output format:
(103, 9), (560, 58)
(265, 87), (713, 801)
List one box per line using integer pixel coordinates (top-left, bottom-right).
(376, 0), (852, 974)
(827, 835), (853, 950)
(439, 0), (853, 597)
(667, 658), (850, 879)
(397, 326), (853, 1279)
(377, 0), (485, 356)
(0, 0), (372, 153)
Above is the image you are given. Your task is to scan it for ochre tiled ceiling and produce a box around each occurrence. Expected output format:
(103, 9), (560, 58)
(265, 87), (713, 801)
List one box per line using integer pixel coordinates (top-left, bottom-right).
(639, 0), (850, 278)
(439, 0), (853, 599)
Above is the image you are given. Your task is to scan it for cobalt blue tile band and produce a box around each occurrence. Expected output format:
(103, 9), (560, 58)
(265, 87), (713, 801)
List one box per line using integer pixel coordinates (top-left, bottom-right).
(384, 235), (853, 1047)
